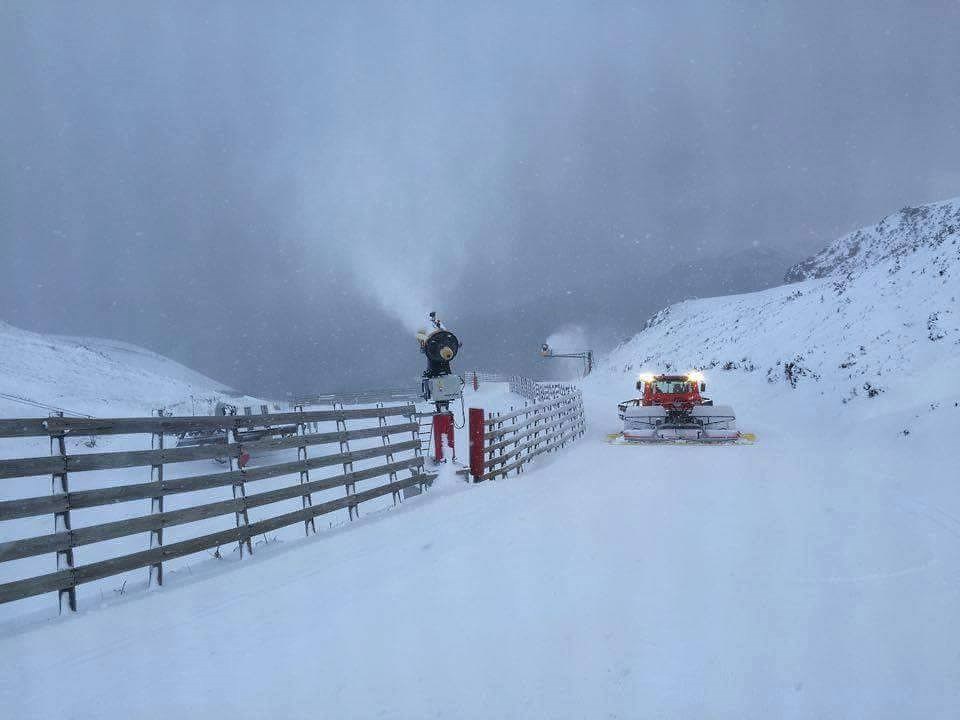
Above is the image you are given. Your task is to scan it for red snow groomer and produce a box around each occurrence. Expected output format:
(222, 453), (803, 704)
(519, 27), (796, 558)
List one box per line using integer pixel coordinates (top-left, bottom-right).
(615, 371), (745, 443)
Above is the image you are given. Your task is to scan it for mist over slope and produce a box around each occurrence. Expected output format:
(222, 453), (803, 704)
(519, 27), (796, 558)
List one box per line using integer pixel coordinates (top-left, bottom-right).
(458, 245), (797, 380)
(0, 321), (256, 417)
(599, 197), (960, 429)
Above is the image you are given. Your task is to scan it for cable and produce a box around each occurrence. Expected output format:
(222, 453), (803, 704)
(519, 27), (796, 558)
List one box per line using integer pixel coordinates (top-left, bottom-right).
(0, 392), (92, 418)
(454, 391), (466, 430)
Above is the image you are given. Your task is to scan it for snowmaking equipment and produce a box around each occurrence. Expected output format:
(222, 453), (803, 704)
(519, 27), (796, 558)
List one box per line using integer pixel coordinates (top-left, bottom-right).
(417, 312), (465, 462)
(540, 342), (593, 377)
(611, 371), (754, 444)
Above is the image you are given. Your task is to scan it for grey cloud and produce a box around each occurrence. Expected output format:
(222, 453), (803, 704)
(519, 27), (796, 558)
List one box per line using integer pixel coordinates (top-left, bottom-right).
(1, 1), (958, 396)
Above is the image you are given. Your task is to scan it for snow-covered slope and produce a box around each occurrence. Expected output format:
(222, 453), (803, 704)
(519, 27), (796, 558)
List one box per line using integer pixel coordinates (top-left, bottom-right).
(0, 321), (257, 417)
(601, 196), (960, 430)
(784, 199), (959, 282)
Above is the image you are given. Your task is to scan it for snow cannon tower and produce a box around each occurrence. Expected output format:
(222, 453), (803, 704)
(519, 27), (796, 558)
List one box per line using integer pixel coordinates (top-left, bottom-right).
(417, 312), (464, 462)
(540, 342), (593, 377)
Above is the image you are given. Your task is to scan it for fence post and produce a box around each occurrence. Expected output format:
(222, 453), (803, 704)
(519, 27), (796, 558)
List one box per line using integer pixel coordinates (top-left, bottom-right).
(378, 403), (400, 505)
(494, 412), (505, 479)
(50, 411), (77, 613)
(518, 402), (530, 474)
(468, 408), (485, 482)
(559, 397), (567, 450)
(227, 423), (253, 557)
(531, 401), (543, 455)
(485, 411), (495, 479)
(407, 407), (426, 495)
(508, 407), (521, 478)
(148, 409), (165, 587)
(295, 405), (317, 536)
(335, 403), (357, 520)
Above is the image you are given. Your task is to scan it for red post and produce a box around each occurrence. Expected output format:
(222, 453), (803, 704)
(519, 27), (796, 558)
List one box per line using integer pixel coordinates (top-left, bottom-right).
(468, 408), (485, 482)
(433, 412), (455, 463)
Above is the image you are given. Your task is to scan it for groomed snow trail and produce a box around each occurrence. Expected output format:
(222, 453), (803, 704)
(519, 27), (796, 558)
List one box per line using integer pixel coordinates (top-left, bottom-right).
(1, 378), (958, 719)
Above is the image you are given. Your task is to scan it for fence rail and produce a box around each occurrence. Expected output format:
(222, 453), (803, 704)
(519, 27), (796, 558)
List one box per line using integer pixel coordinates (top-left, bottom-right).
(290, 388), (423, 408)
(0, 404), (432, 612)
(288, 370), (537, 409)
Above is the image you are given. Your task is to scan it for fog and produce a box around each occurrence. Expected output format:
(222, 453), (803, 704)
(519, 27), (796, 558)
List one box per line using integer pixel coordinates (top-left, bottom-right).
(2, 1), (958, 397)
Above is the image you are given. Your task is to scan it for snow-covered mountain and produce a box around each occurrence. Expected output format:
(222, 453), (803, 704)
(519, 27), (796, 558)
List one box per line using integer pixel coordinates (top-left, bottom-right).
(784, 199), (959, 282)
(599, 197), (960, 430)
(0, 321), (260, 417)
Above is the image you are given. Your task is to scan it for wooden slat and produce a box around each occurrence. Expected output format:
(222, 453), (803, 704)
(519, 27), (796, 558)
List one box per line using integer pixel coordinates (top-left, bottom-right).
(0, 455), (66, 480)
(481, 392), (580, 426)
(484, 396), (580, 440)
(0, 533), (68, 563)
(0, 568), (75, 603)
(0, 418), (51, 438)
(244, 457), (423, 511)
(485, 406), (581, 455)
(233, 422), (417, 456)
(0, 439), (420, 519)
(42, 406), (415, 437)
(484, 404), (583, 454)
(0, 422), (419, 480)
(235, 425), (299, 442)
(0, 494), (67, 521)
(482, 427), (582, 480)
(0, 471), (436, 605)
(484, 411), (582, 469)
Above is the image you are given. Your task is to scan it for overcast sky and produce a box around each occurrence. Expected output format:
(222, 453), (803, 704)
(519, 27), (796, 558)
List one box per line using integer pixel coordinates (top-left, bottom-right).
(1, 1), (958, 396)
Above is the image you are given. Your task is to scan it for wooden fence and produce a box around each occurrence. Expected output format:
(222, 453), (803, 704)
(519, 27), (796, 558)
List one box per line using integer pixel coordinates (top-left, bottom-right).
(285, 372), (558, 409)
(290, 370), (517, 408)
(0, 405), (433, 612)
(468, 384), (586, 482)
(508, 377), (570, 403)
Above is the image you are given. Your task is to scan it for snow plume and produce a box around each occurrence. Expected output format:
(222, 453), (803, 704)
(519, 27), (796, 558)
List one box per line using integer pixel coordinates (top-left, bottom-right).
(347, 246), (433, 334)
(543, 324), (591, 379)
(294, 135), (490, 336)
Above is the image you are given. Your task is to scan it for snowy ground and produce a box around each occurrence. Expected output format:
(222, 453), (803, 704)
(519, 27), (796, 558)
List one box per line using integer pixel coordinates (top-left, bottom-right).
(1, 373), (958, 719)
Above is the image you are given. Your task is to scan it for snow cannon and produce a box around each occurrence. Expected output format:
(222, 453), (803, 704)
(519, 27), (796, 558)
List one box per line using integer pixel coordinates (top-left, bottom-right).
(539, 342), (593, 376)
(614, 371), (748, 444)
(416, 312), (465, 462)
(417, 312), (464, 405)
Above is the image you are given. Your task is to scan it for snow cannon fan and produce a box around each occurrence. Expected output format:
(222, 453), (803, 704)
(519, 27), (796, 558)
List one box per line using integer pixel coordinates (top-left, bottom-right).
(416, 312), (465, 463)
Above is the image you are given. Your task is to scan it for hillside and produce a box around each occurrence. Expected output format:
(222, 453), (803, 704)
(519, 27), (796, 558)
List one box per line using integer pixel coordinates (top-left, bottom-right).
(0, 321), (258, 418)
(600, 197), (960, 432)
(784, 199), (960, 282)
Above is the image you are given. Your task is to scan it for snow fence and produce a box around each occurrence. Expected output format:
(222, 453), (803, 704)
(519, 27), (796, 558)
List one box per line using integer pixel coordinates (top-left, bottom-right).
(0, 405), (433, 613)
(468, 379), (586, 482)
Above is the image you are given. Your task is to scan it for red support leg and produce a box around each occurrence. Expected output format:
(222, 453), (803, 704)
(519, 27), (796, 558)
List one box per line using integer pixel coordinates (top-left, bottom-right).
(433, 412), (455, 463)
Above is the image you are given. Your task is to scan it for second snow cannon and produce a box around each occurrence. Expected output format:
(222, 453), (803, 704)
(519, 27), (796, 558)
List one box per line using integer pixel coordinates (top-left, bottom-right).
(615, 371), (749, 443)
(416, 312), (465, 462)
